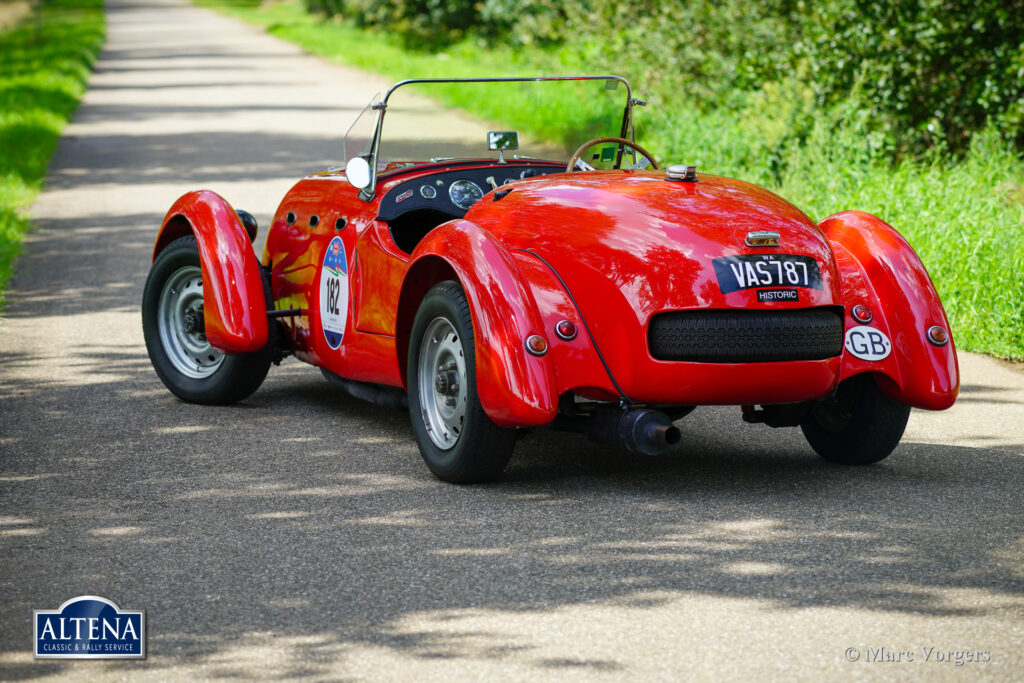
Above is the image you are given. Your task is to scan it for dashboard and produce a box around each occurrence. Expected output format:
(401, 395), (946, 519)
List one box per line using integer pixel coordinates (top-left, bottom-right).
(377, 162), (565, 221)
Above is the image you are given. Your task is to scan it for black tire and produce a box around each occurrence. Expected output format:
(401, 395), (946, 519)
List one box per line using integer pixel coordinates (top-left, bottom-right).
(800, 373), (911, 465)
(142, 235), (272, 405)
(407, 281), (516, 483)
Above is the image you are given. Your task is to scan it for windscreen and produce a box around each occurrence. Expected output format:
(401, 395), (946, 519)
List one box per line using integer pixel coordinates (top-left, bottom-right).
(373, 78), (631, 170)
(343, 93), (380, 162)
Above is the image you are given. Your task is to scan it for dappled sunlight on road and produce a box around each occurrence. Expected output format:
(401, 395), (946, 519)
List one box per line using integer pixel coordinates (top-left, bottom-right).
(903, 361), (1024, 453)
(3, 365), (1024, 677)
(0, 314), (145, 394)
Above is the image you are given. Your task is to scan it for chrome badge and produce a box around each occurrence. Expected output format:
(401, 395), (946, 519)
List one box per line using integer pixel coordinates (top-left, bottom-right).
(745, 230), (780, 247)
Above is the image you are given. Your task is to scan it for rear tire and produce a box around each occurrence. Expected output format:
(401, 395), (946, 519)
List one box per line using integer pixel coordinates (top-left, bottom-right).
(407, 281), (516, 483)
(801, 374), (910, 465)
(142, 235), (272, 405)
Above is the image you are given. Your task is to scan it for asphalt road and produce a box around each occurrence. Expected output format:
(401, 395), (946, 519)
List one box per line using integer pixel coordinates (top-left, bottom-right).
(2, 0), (1023, 680)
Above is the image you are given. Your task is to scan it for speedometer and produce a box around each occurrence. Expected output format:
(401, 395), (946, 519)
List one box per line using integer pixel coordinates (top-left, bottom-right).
(448, 180), (484, 211)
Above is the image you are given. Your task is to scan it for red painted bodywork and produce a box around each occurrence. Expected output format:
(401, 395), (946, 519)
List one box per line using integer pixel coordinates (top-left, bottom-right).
(156, 162), (958, 424)
(153, 191), (268, 353)
(820, 211), (959, 410)
(407, 221), (558, 426)
(464, 172), (846, 406)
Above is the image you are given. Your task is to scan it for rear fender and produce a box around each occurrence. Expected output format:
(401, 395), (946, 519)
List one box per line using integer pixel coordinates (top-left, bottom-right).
(401, 220), (558, 428)
(153, 190), (268, 353)
(820, 211), (958, 410)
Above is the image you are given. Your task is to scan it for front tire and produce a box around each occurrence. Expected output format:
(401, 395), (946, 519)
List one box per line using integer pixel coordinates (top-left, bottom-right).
(142, 235), (272, 405)
(801, 374), (911, 465)
(407, 281), (516, 483)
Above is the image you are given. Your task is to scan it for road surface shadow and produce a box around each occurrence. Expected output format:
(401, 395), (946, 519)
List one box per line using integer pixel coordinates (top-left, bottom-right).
(1, 359), (1022, 678)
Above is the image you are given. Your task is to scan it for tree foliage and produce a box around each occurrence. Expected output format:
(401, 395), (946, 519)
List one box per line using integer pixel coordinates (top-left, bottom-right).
(794, 0), (1024, 152)
(305, 0), (1024, 154)
(305, 0), (479, 48)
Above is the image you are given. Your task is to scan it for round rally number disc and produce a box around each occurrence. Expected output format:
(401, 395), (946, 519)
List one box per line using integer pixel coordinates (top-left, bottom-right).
(319, 236), (348, 349)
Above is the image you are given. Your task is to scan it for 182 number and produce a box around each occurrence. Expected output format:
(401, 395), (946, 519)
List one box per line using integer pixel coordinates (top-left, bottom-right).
(326, 277), (341, 315)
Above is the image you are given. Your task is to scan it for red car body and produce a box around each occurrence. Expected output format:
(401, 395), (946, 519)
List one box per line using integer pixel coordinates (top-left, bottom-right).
(144, 76), (958, 482)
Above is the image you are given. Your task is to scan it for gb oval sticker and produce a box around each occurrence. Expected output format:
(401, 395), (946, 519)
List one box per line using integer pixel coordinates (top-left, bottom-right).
(845, 325), (891, 361)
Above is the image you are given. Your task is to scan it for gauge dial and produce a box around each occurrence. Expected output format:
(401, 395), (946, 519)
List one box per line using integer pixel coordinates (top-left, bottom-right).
(420, 184), (436, 199)
(448, 180), (484, 211)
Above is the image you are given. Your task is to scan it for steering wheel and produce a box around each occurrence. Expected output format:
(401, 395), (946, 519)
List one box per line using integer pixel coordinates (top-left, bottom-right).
(566, 136), (659, 172)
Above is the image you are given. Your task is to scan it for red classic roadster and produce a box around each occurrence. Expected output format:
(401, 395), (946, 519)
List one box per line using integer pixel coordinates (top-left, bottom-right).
(142, 76), (958, 483)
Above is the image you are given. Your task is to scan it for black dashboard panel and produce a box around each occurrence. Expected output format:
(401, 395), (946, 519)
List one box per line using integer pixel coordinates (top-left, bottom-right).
(377, 163), (564, 221)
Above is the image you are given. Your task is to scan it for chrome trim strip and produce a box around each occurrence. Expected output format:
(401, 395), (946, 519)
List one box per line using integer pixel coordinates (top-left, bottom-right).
(744, 230), (780, 247)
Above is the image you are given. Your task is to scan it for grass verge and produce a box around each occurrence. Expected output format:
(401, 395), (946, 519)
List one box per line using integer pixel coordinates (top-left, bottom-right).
(0, 0), (105, 309)
(197, 0), (1024, 359)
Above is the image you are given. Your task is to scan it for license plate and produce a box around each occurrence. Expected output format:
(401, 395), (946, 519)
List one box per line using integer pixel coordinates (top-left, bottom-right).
(713, 254), (822, 294)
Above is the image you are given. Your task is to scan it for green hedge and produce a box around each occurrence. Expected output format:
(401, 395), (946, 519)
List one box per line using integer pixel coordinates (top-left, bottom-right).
(305, 0), (1024, 155)
(796, 1), (1024, 154)
(305, 0), (479, 47)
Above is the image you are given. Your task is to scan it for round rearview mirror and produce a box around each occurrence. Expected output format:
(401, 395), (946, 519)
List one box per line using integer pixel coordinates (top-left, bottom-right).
(345, 157), (371, 189)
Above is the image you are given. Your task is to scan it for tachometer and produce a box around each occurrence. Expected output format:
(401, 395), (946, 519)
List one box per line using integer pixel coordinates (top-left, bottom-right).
(448, 180), (484, 211)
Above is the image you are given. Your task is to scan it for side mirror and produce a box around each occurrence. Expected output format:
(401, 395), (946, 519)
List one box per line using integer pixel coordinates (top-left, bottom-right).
(488, 130), (519, 151)
(345, 157), (371, 189)
(488, 131), (518, 163)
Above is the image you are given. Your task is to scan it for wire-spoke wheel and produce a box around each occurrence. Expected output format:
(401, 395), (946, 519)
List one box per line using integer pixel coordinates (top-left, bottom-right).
(408, 281), (516, 483)
(142, 235), (272, 405)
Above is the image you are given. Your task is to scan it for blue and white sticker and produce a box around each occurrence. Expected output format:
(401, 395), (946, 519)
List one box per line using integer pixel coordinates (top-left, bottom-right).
(319, 236), (348, 350)
(34, 596), (145, 659)
(845, 325), (891, 361)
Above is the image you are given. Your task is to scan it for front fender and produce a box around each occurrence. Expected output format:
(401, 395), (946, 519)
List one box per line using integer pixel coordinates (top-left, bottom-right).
(405, 221), (558, 428)
(153, 190), (268, 353)
(820, 211), (958, 410)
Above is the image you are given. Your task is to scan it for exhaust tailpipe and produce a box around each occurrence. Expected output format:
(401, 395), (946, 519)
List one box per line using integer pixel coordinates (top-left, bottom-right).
(585, 407), (682, 456)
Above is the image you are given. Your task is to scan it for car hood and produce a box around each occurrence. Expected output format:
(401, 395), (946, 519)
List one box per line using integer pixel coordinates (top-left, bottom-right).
(465, 171), (841, 325)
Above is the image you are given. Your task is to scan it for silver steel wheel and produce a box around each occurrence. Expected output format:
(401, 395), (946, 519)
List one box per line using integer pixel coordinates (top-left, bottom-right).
(417, 316), (468, 450)
(157, 265), (224, 379)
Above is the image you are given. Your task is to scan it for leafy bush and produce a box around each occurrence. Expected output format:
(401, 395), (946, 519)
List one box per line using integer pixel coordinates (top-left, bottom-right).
(793, 0), (1024, 153)
(303, 0), (1024, 155)
(307, 0), (478, 48)
(478, 0), (579, 47)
